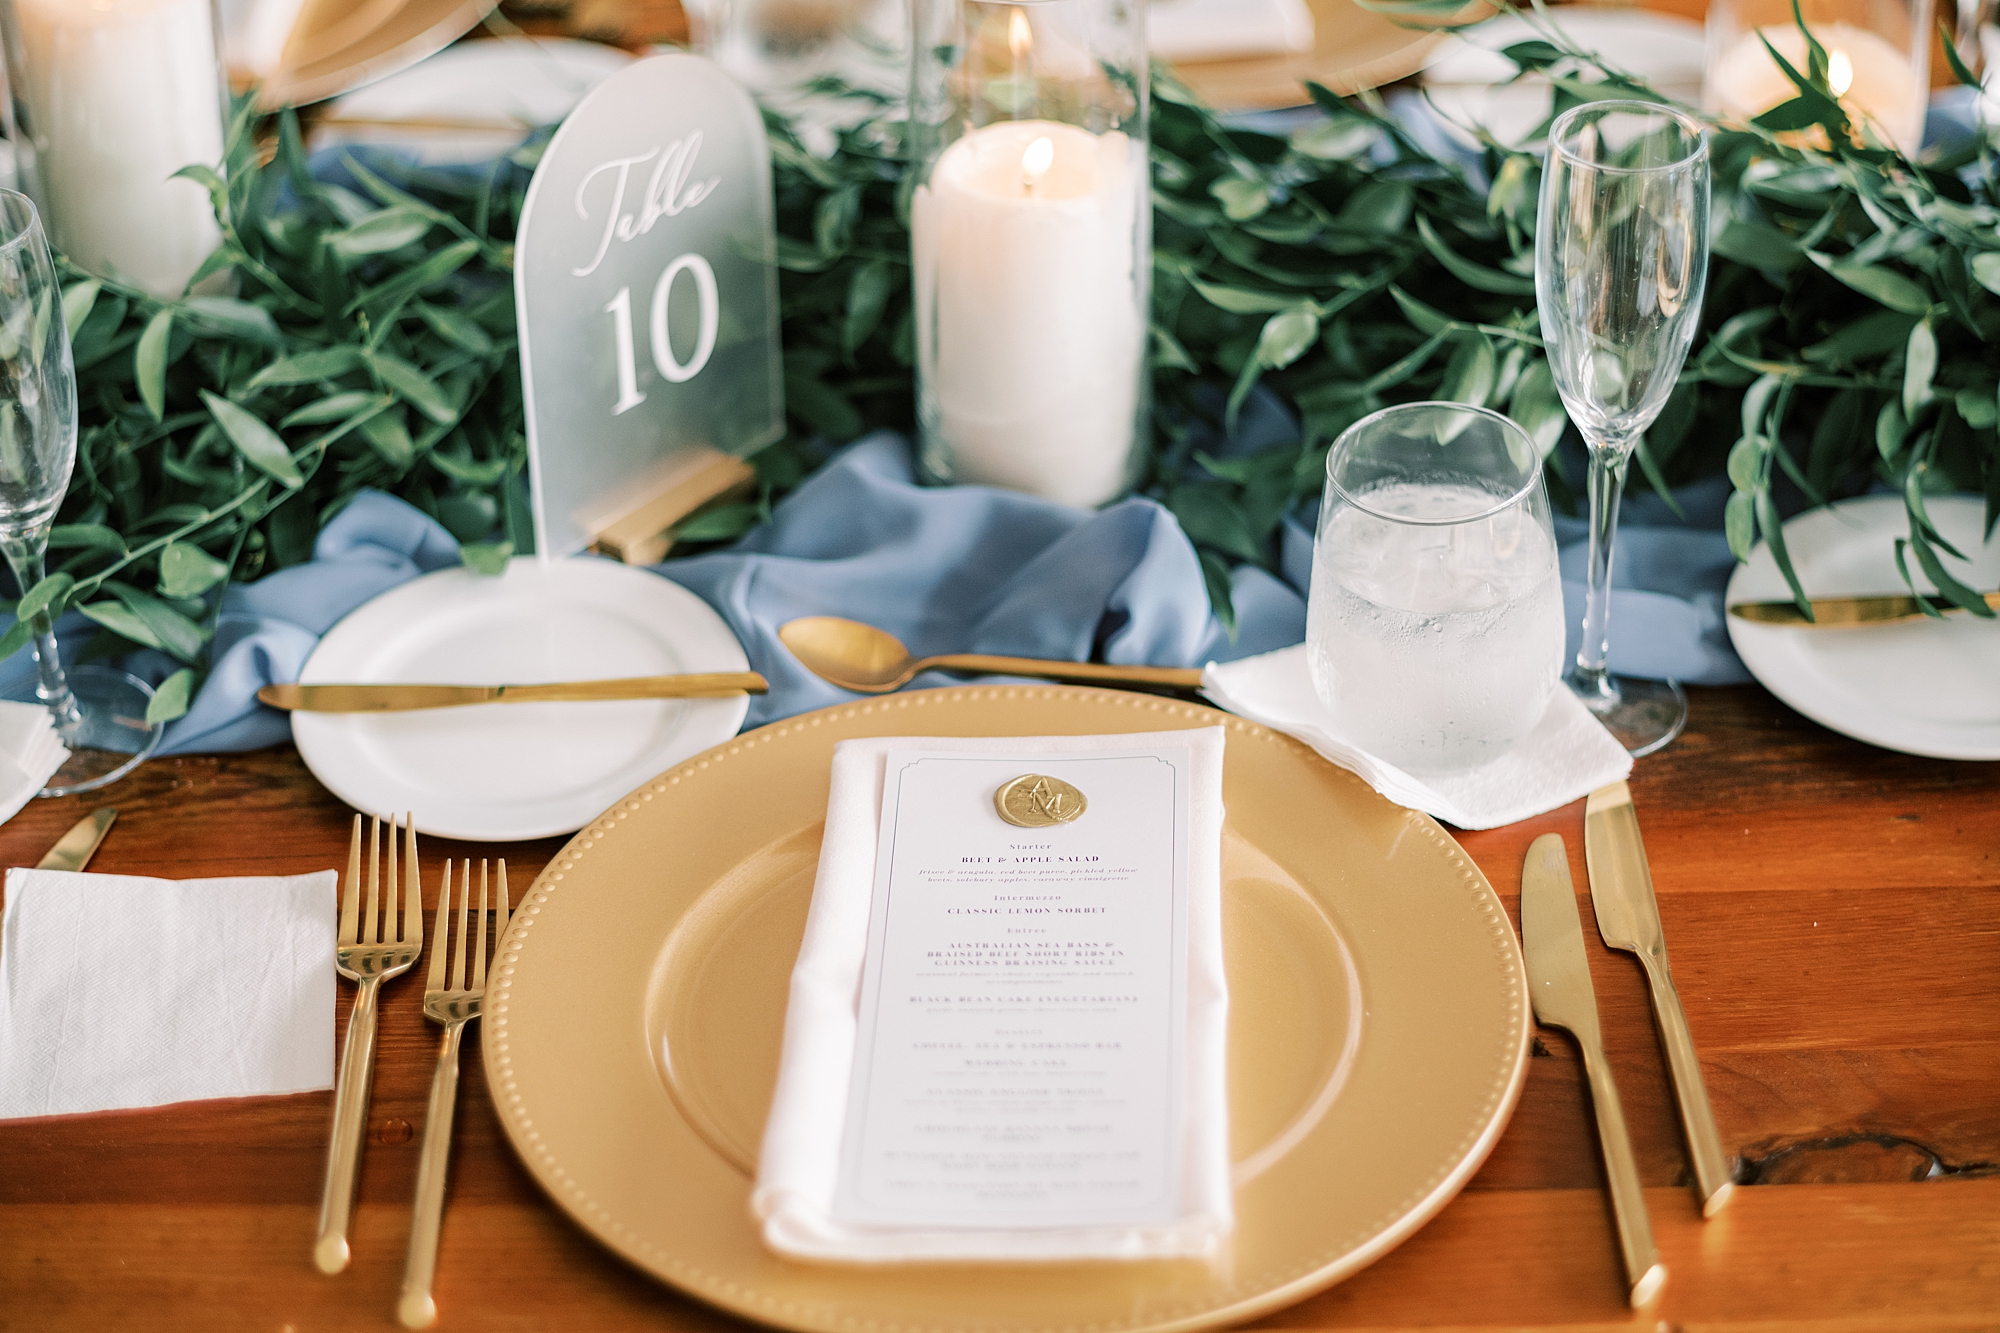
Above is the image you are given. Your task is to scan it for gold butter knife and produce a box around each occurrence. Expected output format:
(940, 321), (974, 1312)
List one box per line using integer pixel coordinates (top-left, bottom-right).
(1523, 833), (1668, 1309)
(1727, 589), (2000, 627)
(260, 672), (769, 713)
(1587, 782), (1733, 1218)
(36, 808), (116, 871)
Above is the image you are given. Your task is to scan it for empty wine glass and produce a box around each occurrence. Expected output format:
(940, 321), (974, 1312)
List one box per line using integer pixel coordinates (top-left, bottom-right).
(0, 189), (161, 794)
(1536, 101), (1710, 756)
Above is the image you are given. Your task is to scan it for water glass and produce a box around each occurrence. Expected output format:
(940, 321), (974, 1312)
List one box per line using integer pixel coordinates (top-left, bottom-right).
(1307, 402), (1564, 775)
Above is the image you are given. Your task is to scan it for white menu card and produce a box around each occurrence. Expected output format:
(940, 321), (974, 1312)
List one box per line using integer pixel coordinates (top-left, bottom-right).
(753, 729), (1233, 1265)
(835, 748), (1190, 1229)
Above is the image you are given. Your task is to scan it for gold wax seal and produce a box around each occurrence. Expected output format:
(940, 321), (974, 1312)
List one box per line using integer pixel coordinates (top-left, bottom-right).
(994, 774), (1087, 828)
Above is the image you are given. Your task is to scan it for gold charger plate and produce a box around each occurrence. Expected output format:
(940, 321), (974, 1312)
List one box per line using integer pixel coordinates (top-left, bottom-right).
(485, 687), (1529, 1333)
(1171, 0), (1488, 110)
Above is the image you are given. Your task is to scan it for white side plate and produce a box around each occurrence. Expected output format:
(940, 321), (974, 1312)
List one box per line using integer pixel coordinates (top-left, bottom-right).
(1726, 495), (2000, 760)
(293, 556), (751, 839)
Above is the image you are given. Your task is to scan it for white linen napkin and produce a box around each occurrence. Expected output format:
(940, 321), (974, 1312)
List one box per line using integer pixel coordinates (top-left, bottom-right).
(1151, 0), (1315, 62)
(1202, 644), (1631, 830)
(755, 728), (1231, 1263)
(0, 701), (69, 828)
(0, 868), (337, 1119)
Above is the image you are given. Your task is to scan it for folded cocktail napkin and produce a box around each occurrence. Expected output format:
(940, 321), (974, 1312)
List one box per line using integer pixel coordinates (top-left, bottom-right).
(1202, 644), (1631, 831)
(0, 868), (336, 1119)
(0, 701), (69, 827)
(1151, 0), (1314, 61)
(755, 728), (1231, 1263)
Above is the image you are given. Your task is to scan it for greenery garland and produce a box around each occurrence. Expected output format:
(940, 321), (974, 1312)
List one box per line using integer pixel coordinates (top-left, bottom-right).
(29, 11), (2000, 724)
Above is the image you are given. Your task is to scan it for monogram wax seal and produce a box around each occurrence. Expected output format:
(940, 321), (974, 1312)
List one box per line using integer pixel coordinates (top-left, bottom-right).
(994, 774), (1087, 828)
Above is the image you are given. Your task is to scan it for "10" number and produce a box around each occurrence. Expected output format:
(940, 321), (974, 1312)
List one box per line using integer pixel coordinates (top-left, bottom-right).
(603, 252), (718, 416)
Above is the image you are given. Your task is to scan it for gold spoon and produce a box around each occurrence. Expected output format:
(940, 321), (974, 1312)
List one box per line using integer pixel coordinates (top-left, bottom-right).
(777, 616), (1204, 695)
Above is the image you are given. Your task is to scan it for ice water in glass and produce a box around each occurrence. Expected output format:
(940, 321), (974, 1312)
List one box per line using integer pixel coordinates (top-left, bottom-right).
(1307, 403), (1564, 775)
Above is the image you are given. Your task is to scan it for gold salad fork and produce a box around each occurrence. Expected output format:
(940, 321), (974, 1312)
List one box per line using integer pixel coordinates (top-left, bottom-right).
(314, 814), (423, 1275)
(398, 859), (509, 1329)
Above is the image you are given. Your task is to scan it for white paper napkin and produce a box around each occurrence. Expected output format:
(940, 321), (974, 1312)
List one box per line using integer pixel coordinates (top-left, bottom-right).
(0, 868), (337, 1119)
(755, 728), (1232, 1263)
(1202, 644), (1631, 830)
(0, 700), (70, 829)
(1151, 0), (1315, 62)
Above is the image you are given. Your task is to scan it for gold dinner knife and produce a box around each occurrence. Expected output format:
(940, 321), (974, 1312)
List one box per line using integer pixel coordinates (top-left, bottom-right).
(1522, 833), (1668, 1309)
(1727, 589), (2000, 626)
(259, 672), (769, 712)
(1587, 781), (1733, 1218)
(36, 808), (116, 871)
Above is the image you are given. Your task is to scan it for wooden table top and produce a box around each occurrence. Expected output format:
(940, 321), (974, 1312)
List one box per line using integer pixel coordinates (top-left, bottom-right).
(1, 683), (1995, 1331)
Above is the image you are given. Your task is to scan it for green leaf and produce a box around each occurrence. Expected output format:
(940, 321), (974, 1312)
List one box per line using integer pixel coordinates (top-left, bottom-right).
(201, 390), (303, 488)
(281, 391), (383, 427)
(1940, 22), (1984, 89)
(368, 350), (458, 424)
(1804, 251), (1932, 313)
(344, 239), (480, 316)
(1290, 117), (1377, 161)
(1336, 180), (1413, 234)
(1209, 176), (1270, 222)
(1415, 216), (1537, 296)
(459, 541), (513, 576)
(1388, 286), (1454, 337)
(1255, 307), (1320, 370)
(359, 410), (416, 467)
(414, 302), (496, 355)
(1756, 488), (1810, 612)
(1439, 335), (1495, 407)
(108, 583), (207, 659)
(249, 346), (365, 388)
(1970, 252), (2000, 297)
(842, 260), (895, 357)
(1802, 309), (1919, 364)
(1188, 276), (1304, 315)
(1727, 433), (1767, 491)
(1877, 402), (1908, 461)
(16, 572), (73, 625)
(329, 208), (432, 258)
(1903, 319), (1937, 421)
(673, 502), (765, 543)
(1507, 359), (1568, 454)
(61, 280), (101, 338)
(1909, 527), (1997, 617)
(1955, 387), (1997, 430)
(146, 668), (195, 724)
(135, 308), (174, 422)
(181, 296), (281, 344)
(159, 540), (230, 598)
(48, 524), (126, 553)
(1712, 219), (1801, 272)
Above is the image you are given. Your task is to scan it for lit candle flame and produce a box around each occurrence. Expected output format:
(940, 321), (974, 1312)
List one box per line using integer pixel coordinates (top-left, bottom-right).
(1827, 48), (1853, 97)
(1021, 135), (1054, 194)
(1009, 7), (1031, 59)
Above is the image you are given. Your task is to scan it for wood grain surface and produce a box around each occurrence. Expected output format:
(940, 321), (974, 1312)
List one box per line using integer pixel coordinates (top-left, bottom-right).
(1, 683), (1996, 1331)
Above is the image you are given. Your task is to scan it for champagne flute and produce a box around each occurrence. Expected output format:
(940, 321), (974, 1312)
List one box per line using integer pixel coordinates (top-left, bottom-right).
(0, 189), (162, 793)
(1536, 101), (1710, 756)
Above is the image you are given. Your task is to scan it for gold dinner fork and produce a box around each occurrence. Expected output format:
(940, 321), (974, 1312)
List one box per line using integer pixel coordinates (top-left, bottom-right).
(398, 859), (509, 1329)
(314, 814), (423, 1275)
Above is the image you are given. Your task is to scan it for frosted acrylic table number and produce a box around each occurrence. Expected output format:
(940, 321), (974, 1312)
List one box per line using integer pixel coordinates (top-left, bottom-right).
(515, 52), (784, 560)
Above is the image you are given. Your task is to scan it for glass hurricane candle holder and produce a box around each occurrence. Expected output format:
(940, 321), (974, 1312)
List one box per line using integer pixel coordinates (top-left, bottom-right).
(1704, 0), (1934, 153)
(909, 0), (1149, 508)
(0, 0), (229, 297)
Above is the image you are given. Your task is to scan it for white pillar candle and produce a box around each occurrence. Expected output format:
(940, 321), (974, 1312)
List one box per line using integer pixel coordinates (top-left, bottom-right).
(9, 0), (227, 297)
(1710, 23), (1923, 152)
(911, 118), (1145, 509)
